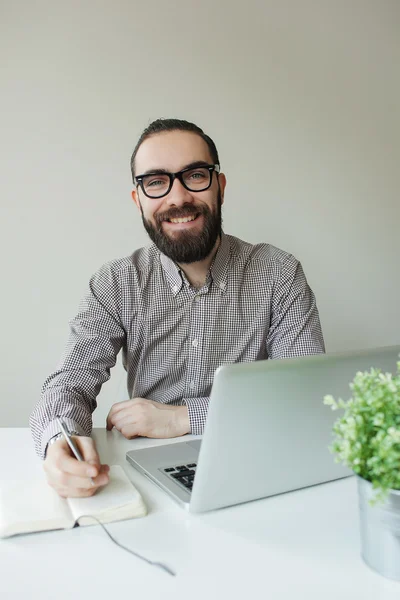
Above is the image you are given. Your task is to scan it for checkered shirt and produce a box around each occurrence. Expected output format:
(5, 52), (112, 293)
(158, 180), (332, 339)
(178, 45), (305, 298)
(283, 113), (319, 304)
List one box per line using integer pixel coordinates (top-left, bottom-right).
(30, 233), (325, 458)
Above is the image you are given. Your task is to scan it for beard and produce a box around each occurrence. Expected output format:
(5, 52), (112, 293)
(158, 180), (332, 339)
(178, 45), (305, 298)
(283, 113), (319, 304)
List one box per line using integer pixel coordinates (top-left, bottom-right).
(140, 190), (223, 264)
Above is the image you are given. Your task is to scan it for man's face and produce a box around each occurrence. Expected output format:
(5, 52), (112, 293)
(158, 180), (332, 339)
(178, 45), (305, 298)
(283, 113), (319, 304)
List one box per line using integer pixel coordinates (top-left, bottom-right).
(131, 131), (226, 264)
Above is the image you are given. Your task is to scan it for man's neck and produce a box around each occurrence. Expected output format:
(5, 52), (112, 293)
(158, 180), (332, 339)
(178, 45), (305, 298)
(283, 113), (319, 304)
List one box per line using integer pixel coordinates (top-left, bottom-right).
(177, 237), (221, 289)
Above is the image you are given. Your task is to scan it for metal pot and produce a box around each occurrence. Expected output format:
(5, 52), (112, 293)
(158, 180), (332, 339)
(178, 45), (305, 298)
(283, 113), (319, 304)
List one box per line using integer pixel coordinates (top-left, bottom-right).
(357, 476), (400, 581)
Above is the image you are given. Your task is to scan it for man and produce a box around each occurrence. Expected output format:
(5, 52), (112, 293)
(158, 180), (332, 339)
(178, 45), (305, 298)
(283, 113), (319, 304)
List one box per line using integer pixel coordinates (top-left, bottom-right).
(30, 118), (325, 498)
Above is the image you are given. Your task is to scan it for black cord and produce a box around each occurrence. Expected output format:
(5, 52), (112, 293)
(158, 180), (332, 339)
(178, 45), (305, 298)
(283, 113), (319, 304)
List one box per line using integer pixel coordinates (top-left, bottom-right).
(75, 515), (176, 577)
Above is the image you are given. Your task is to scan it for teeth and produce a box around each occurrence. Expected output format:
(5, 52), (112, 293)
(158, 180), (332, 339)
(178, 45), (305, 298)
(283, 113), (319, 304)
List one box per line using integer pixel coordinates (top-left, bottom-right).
(169, 215), (196, 224)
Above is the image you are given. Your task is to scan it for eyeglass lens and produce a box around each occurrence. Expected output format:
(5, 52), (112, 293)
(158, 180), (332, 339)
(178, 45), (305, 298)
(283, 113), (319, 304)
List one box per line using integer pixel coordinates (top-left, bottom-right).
(142, 167), (212, 198)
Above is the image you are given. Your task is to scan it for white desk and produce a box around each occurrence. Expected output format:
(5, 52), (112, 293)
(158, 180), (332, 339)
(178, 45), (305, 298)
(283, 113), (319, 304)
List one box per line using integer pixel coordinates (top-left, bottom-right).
(0, 428), (398, 599)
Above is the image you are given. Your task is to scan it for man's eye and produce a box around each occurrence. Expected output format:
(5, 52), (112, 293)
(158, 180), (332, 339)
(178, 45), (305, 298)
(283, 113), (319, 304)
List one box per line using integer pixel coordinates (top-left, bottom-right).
(147, 178), (167, 187)
(188, 171), (207, 180)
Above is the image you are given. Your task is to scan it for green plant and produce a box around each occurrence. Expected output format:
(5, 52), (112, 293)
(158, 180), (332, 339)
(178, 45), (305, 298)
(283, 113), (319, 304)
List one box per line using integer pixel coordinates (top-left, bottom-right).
(324, 361), (400, 503)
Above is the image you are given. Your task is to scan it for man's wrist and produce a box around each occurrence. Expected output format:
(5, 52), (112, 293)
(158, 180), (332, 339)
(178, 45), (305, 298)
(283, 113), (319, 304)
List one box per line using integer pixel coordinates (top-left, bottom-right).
(175, 405), (190, 435)
(46, 430), (82, 456)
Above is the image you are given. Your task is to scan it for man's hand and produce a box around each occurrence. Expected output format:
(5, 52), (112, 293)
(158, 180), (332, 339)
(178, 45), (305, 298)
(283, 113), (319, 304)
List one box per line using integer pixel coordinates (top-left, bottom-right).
(106, 398), (190, 439)
(44, 436), (110, 498)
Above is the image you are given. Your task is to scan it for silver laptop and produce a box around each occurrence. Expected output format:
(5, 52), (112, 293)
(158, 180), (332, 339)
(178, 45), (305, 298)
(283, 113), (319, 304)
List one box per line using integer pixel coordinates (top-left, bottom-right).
(126, 345), (400, 513)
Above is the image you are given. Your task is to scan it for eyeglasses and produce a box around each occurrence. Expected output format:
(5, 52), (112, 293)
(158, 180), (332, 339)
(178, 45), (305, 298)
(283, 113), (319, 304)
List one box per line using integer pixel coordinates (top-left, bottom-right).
(135, 164), (220, 199)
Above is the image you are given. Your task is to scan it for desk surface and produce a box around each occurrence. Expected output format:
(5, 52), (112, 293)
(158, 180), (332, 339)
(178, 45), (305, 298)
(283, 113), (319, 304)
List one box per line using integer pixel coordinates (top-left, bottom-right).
(0, 428), (399, 599)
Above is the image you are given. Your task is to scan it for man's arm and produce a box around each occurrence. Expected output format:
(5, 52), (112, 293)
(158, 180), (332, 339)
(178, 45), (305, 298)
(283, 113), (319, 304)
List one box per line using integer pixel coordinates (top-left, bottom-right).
(267, 255), (325, 359)
(30, 263), (126, 459)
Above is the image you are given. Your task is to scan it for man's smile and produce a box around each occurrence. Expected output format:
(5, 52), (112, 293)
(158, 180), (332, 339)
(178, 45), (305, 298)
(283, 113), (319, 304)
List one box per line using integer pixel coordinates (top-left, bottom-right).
(162, 213), (202, 229)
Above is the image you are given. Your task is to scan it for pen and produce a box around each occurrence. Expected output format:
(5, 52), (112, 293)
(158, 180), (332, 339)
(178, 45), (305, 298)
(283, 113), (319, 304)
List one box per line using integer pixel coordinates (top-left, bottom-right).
(57, 417), (95, 485)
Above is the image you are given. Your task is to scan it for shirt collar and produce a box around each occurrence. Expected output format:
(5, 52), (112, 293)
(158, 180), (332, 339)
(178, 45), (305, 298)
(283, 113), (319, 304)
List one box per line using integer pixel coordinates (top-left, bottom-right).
(160, 252), (184, 296)
(159, 232), (231, 296)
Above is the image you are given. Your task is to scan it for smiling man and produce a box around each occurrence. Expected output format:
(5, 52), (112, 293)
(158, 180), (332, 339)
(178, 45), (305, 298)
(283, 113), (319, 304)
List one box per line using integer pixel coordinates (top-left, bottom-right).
(30, 118), (325, 498)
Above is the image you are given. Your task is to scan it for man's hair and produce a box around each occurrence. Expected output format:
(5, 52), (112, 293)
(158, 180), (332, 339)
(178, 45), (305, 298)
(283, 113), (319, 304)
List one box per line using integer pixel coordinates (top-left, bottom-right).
(130, 118), (220, 182)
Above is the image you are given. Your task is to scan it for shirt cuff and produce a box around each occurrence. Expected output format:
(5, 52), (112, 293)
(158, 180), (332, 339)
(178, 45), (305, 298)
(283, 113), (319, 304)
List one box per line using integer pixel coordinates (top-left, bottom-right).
(182, 397), (209, 436)
(41, 418), (88, 460)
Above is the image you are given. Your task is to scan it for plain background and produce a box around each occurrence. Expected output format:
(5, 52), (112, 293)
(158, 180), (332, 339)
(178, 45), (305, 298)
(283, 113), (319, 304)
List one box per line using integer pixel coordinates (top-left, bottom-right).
(1, 0), (399, 428)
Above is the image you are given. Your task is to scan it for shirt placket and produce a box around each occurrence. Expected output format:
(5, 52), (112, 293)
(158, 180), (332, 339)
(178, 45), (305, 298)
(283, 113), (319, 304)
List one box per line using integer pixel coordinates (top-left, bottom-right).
(183, 287), (207, 397)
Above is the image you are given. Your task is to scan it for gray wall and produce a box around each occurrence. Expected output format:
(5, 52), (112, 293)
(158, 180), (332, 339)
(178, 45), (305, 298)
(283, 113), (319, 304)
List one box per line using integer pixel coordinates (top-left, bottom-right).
(1, 0), (399, 428)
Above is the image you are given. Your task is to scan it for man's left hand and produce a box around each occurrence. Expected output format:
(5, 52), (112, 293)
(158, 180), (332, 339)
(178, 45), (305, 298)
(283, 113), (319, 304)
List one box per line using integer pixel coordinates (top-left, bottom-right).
(106, 398), (190, 439)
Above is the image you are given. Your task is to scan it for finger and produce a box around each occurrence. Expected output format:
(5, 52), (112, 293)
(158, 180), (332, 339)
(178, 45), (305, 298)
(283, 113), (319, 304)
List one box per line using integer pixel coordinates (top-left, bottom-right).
(46, 440), (93, 478)
(53, 441), (101, 478)
(76, 437), (102, 468)
(120, 423), (140, 439)
(56, 485), (101, 499)
(113, 414), (145, 438)
(107, 405), (137, 431)
(106, 398), (148, 427)
(107, 409), (140, 437)
(46, 463), (111, 496)
(60, 454), (99, 478)
(106, 404), (122, 430)
(106, 400), (133, 429)
(110, 406), (138, 427)
(58, 470), (110, 491)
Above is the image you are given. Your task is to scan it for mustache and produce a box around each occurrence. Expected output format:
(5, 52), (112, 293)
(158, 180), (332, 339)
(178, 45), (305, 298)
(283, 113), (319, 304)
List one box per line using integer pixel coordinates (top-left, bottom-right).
(155, 204), (208, 224)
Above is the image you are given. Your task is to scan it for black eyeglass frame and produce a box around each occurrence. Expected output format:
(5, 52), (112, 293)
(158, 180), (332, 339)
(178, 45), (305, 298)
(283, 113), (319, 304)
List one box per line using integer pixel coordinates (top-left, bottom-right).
(135, 163), (220, 199)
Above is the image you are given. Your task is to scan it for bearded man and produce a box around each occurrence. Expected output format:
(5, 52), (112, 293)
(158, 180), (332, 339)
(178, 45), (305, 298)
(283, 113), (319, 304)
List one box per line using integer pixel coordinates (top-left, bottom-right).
(30, 118), (324, 498)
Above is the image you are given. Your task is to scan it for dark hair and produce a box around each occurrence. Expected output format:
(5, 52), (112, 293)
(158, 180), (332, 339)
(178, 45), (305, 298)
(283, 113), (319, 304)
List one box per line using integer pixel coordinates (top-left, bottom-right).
(130, 118), (220, 182)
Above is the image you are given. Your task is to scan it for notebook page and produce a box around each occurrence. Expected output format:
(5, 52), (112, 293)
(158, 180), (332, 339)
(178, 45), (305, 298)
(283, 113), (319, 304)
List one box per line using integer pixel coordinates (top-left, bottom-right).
(68, 465), (146, 524)
(0, 479), (73, 537)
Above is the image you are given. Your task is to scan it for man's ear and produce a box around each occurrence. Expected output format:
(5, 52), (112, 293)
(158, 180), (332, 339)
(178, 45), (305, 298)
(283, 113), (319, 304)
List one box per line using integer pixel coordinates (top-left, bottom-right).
(131, 189), (141, 211)
(218, 173), (227, 206)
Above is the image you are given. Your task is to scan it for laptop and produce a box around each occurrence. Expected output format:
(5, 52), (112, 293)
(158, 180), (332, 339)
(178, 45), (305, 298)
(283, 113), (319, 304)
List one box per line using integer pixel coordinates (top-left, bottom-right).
(126, 345), (400, 513)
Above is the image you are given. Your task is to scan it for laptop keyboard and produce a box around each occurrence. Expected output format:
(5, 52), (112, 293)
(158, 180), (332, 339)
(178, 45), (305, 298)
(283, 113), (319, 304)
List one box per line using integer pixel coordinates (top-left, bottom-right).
(162, 463), (197, 492)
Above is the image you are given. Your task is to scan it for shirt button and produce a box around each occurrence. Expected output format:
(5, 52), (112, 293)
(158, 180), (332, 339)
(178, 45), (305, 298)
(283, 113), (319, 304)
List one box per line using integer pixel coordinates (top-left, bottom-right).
(189, 381), (195, 390)
(172, 285), (178, 293)
(192, 339), (199, 348)
(194, 295), (201, 302)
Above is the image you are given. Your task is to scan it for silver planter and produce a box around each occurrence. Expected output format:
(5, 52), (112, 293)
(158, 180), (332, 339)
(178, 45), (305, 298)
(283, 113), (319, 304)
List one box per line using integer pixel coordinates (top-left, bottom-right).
(357, 476), (400, 581)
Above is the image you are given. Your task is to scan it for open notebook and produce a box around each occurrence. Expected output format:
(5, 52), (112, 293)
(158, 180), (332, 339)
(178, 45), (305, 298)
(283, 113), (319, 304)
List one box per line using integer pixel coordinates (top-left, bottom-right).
(0, 465), (147, 538)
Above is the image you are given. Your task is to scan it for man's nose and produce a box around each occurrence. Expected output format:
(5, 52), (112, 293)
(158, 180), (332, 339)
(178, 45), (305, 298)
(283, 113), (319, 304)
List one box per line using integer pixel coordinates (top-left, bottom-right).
(165, 178), (193, 206)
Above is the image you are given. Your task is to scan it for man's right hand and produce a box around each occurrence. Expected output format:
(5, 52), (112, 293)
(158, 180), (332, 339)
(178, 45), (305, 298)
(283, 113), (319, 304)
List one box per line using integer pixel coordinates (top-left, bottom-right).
(44, 436), (110, 498)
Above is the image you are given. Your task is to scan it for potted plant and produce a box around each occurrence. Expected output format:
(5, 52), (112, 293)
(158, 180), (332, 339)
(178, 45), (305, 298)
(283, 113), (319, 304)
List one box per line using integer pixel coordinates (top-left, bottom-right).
(324, 360), (400, 581)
